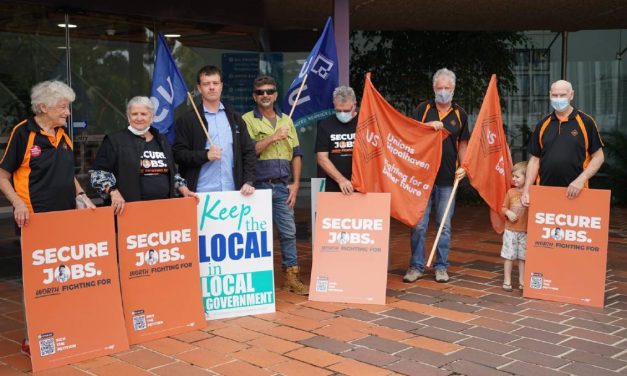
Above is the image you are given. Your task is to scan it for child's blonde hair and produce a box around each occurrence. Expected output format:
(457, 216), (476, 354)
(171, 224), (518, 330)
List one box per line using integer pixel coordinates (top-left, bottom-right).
(512, 161), (527, 175)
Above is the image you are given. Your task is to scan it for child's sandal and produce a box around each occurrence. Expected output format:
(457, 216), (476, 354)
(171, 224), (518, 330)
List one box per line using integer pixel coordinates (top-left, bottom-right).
(502, 284), (513, 292)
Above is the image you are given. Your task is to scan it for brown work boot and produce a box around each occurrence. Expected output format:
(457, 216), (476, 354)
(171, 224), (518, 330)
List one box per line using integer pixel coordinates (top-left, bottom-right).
(283, 266), (309, 295)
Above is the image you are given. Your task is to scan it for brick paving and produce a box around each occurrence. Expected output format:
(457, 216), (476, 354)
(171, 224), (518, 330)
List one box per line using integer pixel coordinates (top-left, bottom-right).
(0, 204), (626, 375)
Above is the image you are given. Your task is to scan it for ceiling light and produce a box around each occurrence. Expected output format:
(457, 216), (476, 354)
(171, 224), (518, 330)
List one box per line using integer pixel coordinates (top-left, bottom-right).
(163, 33), (181, 38)
(57, 23), (77, 28)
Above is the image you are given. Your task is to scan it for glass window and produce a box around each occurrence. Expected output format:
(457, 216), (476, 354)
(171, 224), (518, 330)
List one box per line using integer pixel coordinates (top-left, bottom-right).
(0, 3), (68, 139)
(504, 31), (626, 163)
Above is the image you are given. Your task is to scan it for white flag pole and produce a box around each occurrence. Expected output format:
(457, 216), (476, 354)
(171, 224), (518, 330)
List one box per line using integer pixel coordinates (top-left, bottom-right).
(288, 74), (309, 119)
(426, 176), (460, 268)
(187, 91), (213, 147)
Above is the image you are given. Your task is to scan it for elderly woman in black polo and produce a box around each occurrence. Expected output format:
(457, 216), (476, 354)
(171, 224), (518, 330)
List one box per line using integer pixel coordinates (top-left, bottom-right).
(0, 79), (95, 357)
(0, 80), (95, 227)
(89, 96), (196, 214)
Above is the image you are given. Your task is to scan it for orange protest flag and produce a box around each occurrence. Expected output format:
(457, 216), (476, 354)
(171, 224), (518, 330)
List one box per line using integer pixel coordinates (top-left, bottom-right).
(461, 74), (513, 234)
(352, 73), (447, 227)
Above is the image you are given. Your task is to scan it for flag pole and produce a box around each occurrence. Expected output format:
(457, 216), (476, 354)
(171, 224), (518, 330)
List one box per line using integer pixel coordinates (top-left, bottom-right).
(426, 176), (461, 268)
(186, 91), (213, 146)
(288, 73), (308, 119)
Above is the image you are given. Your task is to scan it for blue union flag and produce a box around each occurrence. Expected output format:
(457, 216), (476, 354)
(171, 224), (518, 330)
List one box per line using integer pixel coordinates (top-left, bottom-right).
(150, 33), (188, 143)
(283, 17), (339, 128)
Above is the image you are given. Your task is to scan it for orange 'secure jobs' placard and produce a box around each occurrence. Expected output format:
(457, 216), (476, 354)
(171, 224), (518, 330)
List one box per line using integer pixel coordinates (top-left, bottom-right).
(524, 186), (610, 307)
(22, 207), (129, 372)
(117, 198), (206, 344)
(309, 192), (391, 304)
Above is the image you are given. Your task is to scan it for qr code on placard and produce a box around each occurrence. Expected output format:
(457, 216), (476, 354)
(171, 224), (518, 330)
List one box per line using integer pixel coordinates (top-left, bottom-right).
(315, 276), (328, 292)
(530, 273), (543, 289)
(39, 337), (55, 357)
(133, 314), (147, 331)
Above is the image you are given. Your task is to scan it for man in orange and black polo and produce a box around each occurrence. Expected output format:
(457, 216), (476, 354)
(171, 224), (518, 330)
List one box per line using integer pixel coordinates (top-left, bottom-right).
(522, 80), (604, 205)
(404, 68), (469, 284)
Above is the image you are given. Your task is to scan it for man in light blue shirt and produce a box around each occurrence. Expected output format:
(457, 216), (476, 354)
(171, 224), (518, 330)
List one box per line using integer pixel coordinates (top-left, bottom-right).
(174, 65), (256, 193)
(196, 102), (235, 192)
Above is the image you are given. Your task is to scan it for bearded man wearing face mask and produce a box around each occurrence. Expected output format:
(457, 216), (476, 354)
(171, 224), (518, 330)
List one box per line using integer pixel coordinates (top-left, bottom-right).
(403, 68), (469, 284)
(315, 86), (358, 195)
(521, 80), (604, 206)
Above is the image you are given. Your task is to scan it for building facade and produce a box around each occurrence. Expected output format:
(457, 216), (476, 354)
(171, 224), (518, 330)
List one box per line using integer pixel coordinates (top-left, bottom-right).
(0, 1), (625, 207)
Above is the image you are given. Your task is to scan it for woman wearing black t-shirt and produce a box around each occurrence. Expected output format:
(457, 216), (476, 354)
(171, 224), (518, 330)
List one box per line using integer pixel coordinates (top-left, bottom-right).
(89, 96), (196, 214)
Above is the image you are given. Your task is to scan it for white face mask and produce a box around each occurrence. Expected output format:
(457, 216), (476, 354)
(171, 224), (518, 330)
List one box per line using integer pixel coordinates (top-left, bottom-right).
(435, 89), (454, 104)
(336, 111), (354, 123)
(550, 98), (570, 112)
(128, 125), (150, 136)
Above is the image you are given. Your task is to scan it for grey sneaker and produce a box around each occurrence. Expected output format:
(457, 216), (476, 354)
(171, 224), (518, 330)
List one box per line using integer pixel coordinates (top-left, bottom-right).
(435, 269), (449, 283)
(403, 267), (424, 282)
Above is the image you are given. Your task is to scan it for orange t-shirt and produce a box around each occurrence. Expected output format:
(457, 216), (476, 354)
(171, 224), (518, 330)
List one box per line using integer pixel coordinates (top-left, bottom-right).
(502, 188), (528, 232)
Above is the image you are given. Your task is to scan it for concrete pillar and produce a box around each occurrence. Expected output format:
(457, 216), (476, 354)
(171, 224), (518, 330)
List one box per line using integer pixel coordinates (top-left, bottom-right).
(334, 0), (350, 86)
(561, 31), (568, 80)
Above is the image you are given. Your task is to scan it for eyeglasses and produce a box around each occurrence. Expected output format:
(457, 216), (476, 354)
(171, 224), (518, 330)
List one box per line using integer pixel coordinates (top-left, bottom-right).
(254, 89), (277, 96)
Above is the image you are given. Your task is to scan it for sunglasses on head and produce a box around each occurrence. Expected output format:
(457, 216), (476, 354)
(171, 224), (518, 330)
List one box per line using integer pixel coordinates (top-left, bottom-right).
(254, 88), (277, 96)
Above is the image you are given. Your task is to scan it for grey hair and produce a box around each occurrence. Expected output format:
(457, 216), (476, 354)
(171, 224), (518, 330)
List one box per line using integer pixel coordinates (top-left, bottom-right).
(30, 80), (76, 114)
(432, 68), (456, 86)
(333, 86), (356, 103)
(126, 96), (155, 116)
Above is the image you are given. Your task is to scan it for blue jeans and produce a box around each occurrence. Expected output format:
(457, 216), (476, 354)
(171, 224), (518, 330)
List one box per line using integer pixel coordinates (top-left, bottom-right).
(255, 181), (298, 268)
(409, 184), (455, 271)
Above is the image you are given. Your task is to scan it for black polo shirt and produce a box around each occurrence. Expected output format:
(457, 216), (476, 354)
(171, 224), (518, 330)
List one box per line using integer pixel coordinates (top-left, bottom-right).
(413, 100), (470, 186)
(529, 108), (603, 187)
(0, 118), (76, 213)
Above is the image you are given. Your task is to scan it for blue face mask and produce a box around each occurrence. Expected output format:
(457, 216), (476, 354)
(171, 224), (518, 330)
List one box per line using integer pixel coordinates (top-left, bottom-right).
(550, 98), (570, 112)
(336, 111), (354, 124)
(435, 89), (454, 104)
